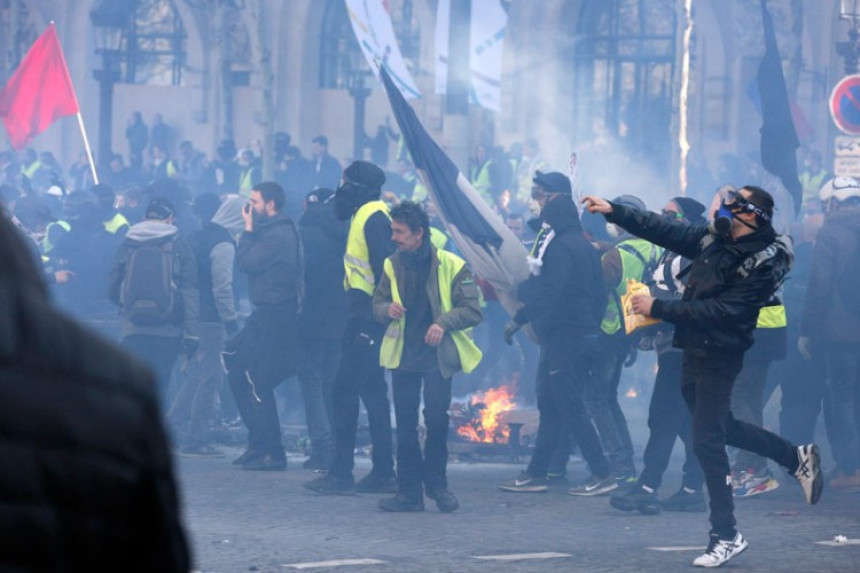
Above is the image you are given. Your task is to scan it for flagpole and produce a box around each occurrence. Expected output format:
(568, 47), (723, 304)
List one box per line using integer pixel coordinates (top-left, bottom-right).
(75, 112), (99, 185)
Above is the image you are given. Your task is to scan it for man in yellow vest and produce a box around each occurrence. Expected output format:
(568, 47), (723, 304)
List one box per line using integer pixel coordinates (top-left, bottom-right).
(304, 160), (396, 495)
(372, 201), (482, 512)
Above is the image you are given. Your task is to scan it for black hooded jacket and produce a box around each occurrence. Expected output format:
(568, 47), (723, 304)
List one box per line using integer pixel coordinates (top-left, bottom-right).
(237, 212), (302, 306)
(514, 195), (605, 340)
(607, 203), (793, 353)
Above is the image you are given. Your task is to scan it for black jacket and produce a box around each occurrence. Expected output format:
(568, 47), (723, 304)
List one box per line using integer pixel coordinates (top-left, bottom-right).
(515, 196), (605, 341)
(299, 200), (349, 339)
(237, 212), (302, 306)
(801, 206), (860, 342)
(0, 220), (189, 571)
(607, 203), (792, 353)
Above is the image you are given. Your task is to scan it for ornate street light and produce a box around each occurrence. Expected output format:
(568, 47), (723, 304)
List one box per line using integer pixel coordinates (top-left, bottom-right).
(838, 0), (860, 75)
(90, 0), (130, 174)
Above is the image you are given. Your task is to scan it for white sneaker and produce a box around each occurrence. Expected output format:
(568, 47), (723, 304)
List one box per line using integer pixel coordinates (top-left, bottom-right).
(794, 444), (823, 505)
(693, 532), (748, 568)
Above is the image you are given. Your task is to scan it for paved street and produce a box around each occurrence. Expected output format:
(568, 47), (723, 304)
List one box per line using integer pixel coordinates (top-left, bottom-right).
(179, 451), (860, 572)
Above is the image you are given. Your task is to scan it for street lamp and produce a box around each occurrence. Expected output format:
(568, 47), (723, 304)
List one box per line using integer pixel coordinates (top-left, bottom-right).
(90, 0), (129, 174)
(347, 52), (372, 161)
(838, 0), (860, 75)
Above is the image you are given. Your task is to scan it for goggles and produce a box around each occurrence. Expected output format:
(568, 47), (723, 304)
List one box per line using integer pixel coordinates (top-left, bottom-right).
(722, 190), (771, 223)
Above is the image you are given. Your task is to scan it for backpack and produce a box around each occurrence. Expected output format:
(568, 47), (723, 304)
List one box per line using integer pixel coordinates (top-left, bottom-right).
(120, 238), (180, 326)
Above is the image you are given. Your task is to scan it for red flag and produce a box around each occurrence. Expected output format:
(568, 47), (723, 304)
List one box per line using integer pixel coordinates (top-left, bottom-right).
(0, 23), (80, 150)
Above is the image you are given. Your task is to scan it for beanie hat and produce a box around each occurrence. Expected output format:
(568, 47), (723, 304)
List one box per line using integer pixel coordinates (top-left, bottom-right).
(671, 196), (706, 223)
(145, 197), (175, 221)
(612, 194), (647, 211)
(532, 171), (572, 195)
(343, 160), (386, 190)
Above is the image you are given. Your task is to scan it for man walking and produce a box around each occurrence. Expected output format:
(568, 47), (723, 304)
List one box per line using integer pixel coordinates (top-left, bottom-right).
(372, 201), (482, 512)
(583, 187), (822, 568)
(224, 182), (302, 471)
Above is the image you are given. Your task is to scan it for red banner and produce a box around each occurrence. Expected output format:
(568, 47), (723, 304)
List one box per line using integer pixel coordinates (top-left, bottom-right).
(0, 23), (80, 150)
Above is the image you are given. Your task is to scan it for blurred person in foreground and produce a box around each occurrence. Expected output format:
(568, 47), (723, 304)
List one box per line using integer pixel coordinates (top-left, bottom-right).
(0, 208), (189, 570)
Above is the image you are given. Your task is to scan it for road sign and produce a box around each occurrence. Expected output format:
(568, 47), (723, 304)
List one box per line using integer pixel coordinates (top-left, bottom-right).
(833, 156), (860, 178)
(835, 135), (860, 156)
(830, 75), (860, 135)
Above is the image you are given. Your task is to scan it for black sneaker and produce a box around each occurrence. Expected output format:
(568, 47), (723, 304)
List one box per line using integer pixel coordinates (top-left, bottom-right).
(304, 474), (355, 495)
(242, 453), (287, 471)
(232, 448), (263, 466)
(378, 493), (424, 512)
(427, 489), (460, 513)
(568, 474), (618, 496)
(609, 484), (659, 514)
(355, 472), (398, 494)
(660, 486), (706, 512)
(498, 471), (549, 493)
(180, 444), (225, 458)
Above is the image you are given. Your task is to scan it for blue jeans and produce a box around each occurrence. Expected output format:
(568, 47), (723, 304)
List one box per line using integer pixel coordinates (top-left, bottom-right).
(297, 337), (340, 459)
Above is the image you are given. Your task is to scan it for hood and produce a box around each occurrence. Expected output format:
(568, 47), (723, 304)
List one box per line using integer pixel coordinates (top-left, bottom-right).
(300, 200), (348, 239)
(212, 196), (245, 236)
(126, 220), (178, 243)
(541, 195), (582, 235)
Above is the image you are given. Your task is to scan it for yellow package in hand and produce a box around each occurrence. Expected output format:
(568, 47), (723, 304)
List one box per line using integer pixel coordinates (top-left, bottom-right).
(621, 279), (660, 335)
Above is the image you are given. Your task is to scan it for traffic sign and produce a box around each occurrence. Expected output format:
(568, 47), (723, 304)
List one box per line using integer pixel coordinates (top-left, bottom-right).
(830, 75), (860, 135)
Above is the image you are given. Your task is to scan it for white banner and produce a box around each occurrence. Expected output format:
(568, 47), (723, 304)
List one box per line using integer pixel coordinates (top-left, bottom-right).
(345, 0), (420, 99)
(469, 0), (507, 111)
(435, 0), (451, 96)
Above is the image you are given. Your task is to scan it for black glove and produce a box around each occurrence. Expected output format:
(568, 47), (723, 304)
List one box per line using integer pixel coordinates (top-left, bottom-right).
(503, 321), (522, 346)
(181, 335), (200, 358)
(623, 346), (637, 368)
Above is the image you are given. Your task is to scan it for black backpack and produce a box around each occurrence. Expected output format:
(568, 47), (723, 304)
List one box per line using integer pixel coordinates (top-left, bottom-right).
(120, 238), (180, 326)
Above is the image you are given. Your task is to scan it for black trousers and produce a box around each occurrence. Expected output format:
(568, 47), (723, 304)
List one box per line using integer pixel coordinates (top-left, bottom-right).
(639, 351), (703, 491)
(392, 369), (451, 499)
(121, 334), (181, 408)
(329, 321), (394, 481)
(527, 335), (611, 479)
(681, 351), (797, 537)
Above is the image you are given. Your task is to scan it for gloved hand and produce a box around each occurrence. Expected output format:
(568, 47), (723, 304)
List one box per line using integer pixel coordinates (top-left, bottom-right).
(624, 347), (638, 368)
(181, 335), (200, 358)
(503, 320), (522, 346)
(797, 336), (812, 361)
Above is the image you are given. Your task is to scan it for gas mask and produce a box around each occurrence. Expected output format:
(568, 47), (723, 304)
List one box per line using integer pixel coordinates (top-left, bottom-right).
(605, 222), (623, 239)
(709, 200), (735, 235)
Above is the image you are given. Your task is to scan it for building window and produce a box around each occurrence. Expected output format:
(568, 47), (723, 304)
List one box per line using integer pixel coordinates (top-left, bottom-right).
(571, 0), (677, 169)
(126, 0), (187, 86)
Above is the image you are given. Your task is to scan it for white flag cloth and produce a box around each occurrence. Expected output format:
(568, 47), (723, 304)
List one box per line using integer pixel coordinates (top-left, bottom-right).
(434, 0), (451, 96)
(469, 0), (507, 111)
(345, 0), (420, 99)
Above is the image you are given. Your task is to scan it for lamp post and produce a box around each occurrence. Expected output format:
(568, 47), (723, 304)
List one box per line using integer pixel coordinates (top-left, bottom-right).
(347, 55), (372, 161)
(838, 0), (860, 75)
(90, 0), (128, 175)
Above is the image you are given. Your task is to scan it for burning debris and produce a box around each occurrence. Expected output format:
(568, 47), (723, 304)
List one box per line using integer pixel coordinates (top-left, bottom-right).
(451, 384), (517, 444)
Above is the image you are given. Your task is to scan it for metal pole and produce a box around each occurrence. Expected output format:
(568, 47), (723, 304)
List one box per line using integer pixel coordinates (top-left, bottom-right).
(95, 51), (115, 176)
(351, 77), (370, 161)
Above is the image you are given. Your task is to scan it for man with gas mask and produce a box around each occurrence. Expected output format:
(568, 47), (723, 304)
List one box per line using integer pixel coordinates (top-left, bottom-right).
(305, 160), (396, 495)
(583, 187), (819, 568)
(498, 172), (615, 496)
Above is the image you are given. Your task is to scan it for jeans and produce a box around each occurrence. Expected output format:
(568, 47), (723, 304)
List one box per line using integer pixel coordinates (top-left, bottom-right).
(824, 342), (860, 474)
(392, 369), (451, 499)
(527, 335), (611, 479)
(730, 352), (776, 474)
(121, 334), (181, 408)
(586, 334), (636, 475)
(639, 351), (703, 491)
(297, 336), (340, 459)
(329, 320), (394, 481)
(681, 351), (797, 538)
(168, 322), (225, 446)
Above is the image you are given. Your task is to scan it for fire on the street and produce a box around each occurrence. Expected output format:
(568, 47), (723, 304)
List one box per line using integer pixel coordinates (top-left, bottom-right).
(455, 385), (517, 444)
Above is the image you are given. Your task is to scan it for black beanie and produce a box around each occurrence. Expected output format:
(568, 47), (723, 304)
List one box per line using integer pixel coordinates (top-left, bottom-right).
(343, 160), (386, 190)
(671, 196), (706, 223)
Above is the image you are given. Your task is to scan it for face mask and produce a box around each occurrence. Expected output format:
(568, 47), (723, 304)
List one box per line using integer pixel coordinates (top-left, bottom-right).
(334, 183), (359, 221)
(605, 222), (622, 238)
(709, 201), (735, 235)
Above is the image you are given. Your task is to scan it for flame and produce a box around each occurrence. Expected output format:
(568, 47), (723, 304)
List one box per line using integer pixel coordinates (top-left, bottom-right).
(456, 385), (516, 444)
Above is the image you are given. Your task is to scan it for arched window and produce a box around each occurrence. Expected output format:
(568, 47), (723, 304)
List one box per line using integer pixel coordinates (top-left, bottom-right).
(570, 0), (677, 169)
(125, 0), (187, 86)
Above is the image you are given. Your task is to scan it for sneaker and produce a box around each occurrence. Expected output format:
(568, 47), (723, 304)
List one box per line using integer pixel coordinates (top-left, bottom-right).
(427, 489), (460, 513)
(733, 469), (779, 498)
(498, 471), (549, 493)
(693, 531), (748, 568)
(242, 453), (287, 471)
(302, 455), (330, 471)
(609, 484), (659, 515)
(355, 472), (398, 494)
(303, 474), (355, 495)
(568, 474), (618, 496)
(378, 493), (424, 512)
(614, 472), (639, 490)
(794, 444), (823, 504)
(232, 448), (263, 466)
(180, 444), (225, 458)
(660, 486), (706, 512)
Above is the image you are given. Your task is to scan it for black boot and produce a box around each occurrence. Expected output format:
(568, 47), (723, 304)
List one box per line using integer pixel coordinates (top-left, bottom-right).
(378, 493), (424, 512)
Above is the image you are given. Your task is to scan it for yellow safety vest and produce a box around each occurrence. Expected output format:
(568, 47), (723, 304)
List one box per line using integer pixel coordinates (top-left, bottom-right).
(104, 212), (130, 234)
(429, 226), (448, 251)
(343, 200), (390, 295)
(756, 304), (787, 329)
(42, 220), (71, 253)
(239, 167), (254, 198)
(380, 249), (482, 374)
(601, 238), (663, 335)
(22, 160), (42, 179)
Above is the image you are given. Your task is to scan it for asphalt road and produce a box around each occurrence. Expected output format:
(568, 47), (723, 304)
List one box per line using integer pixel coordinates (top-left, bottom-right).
(178, 451), (860, 572)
